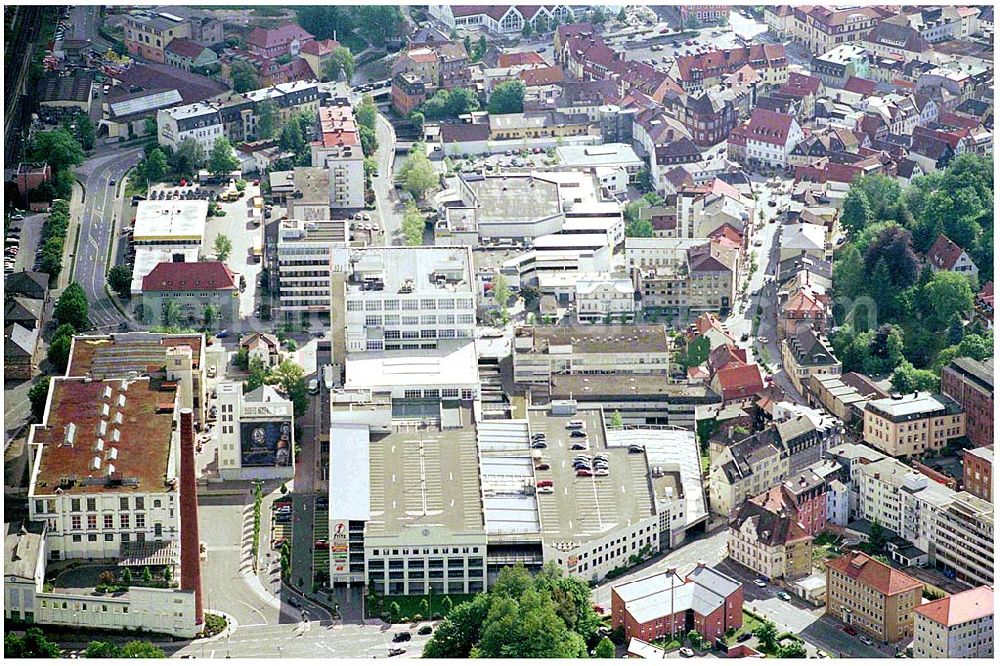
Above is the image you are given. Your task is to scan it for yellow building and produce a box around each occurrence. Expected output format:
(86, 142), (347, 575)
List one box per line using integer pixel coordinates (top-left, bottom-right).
(862, 392), (966, 457)
(488, 111), (589, 141)
(826, 551), (923, 643)
(727, 500), (812, 580)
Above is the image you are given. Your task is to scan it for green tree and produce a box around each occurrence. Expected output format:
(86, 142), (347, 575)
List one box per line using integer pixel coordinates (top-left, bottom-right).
(279, 118), (305, 153)
(356, 6), (404, 45)
(445, 88), (480, 117)
(356, 94), (378, 130)
(208, 137), (240, 176)
(47, 323), (76, 373)
(389, 601), (402, 623)
(85, 641), (121, 658)
(323, 46), (356, 82)
(419, 598), (430, 620)
(594, 636), (615, 658)
(122, 567), (133, 584)
(270, 359), (309, 418)
(777, 641), (807, 658)
(617, 8), (628, 21)
(442, 595), (454, 616)
(476, 588), (587, 658)
(423, 594), (492, 657)
(75, 114), (96, 151)
(399, 143), (438, 201)
(120, 641), (166, 658)
(410, 111), (425, 136)
(488, 80), (526, 115)
(162, 300), (180, 327)
(922, 271), (974, 330)
(891, 360), (939, 394)
(144, 116), (158, 136)
(107, 265), (132, 300)
(401, 202), (426, 246)
(203, 305), (218, 329)
(171, 138), (206, 179)
(841, 188), (873, 237)
(256, 100), (278, 140)
(933, 332), (993, 373)
(833, 243), (863, 300)
(492, 272), (511, 322)
(5, 628), (61, 658)
(230, 60), (260, 93)
(522, 20), (534, 37)
(54, 282), (90, 332)
(608, 410), (623, 428)
(28, 376), (51, 422)
(144, 147), (168, 184)
(359, 125), (378, 158)
(245, 358), (268, 392)
(753, 619), (779, 653)
(626, 216), (654, 238)
(213, 234), (233, 262)
(28, 127), (85, 172)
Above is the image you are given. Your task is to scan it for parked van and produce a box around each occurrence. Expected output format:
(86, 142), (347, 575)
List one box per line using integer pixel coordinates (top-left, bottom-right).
(566, 420), (585, 429)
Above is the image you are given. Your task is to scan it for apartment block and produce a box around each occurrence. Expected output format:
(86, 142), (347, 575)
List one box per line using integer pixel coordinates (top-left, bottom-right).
(862, 392), (966, 457)
(962, 446), (992, 503)
(825, 551), (923, 642)
(727, 500), (812, 580)
(311, 103), (365, 210)
(275, 218), (348, 316)
(914, 586), (994, 658)
(940, 357), (993, 450)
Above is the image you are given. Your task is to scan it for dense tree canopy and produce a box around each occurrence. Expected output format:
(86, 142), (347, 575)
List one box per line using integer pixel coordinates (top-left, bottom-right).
(487, 80), (526, 115)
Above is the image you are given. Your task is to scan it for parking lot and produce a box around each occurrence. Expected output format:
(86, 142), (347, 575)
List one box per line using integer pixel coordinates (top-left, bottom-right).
(525, 408), (653, 543)
(5, 212), (43, 275)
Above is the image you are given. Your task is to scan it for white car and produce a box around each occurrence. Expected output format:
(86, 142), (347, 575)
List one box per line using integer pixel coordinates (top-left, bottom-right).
(679, 647), (695, 657)
(859, 635), (874, 647)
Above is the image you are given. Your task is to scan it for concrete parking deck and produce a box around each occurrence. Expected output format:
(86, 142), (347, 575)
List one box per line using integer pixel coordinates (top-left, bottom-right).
(526, 408), (655, 545)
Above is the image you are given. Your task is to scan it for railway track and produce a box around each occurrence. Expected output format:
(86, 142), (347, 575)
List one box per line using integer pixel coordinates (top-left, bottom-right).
(4, 5), (45, 164)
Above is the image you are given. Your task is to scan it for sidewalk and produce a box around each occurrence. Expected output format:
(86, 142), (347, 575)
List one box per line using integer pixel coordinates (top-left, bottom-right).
(61, 181), (86, 292)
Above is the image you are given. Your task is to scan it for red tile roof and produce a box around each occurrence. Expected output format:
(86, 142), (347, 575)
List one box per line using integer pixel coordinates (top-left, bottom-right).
(674, 44), (786, 83)
(977, 281), (993, 307)
(927, 234), (966, 271)
(166, 38), (208, 60)
(827, 551), (923, 597)
(300, 38), (340, 57)
(843, 76), (877, 96)
(498, 51), (545, 68)
(247, 23), (314, 50)
(783, 289), (826, 315)
(779, 72), (822, 97)
(142, 262), (237, 292)
(714, 363), (765, 402)
(520, 65), (564, 87)
(744, 108), (796, 146)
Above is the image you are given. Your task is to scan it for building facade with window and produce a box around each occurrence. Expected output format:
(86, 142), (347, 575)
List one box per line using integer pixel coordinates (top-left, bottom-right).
(862, 392), (966, 457)
(215, 383), (295, 481)
(825, 551), (923, 642)
(26, 377), (182, 562)
(913, 586), (994, 658)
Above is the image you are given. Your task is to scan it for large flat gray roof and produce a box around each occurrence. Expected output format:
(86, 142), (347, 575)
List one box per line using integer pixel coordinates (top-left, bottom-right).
(463, 175), (560, 222)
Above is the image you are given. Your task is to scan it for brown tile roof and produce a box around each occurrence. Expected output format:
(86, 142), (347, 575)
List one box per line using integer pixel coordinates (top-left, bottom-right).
(142, 261), (237, 292)
(744, 108), (796, 146)
(714, 363), (765, 402)
(827, 551), (923, 597)
(843, 76), (878, 96)
(247, 23), (314, 50)
(674, 44), (786, 83)
(915, 586), (994, 627)
(520, 65), (564, 87)
(499, 51), (545, 68)
(779, 72), (822, 97)
(927, 234), (967, 271)
(730, 498), (811, 546)
(300, 38), (339, 57)
(166, 38), (208, 60)
(31, 377), (178, 495)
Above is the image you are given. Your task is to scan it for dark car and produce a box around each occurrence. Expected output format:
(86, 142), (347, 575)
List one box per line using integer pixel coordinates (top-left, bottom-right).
(393, 632), (411, 643)
(569, 430), (587, 438)
(842, 625), (858, 636)
(388, 648), (406, 657)
(418, 625), (433, 636)
(530, 441), (547, 449)
(109, 180), (116, 186)
(535, 463), (551, 471)
(570, 443), (588, 450)
(738, 632), (752, 642)
(628, 445), (644, 454)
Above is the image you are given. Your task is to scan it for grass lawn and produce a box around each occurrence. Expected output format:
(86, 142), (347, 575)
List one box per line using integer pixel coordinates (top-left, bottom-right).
(376, 593), (478, 620)
(700, 452), (710, 475)
(652, 638), (682, 652)
(725, 611), (765, 646)
(124, 175), (146, 200)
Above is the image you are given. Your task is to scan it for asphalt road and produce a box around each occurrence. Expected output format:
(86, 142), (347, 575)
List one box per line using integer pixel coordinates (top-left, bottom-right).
(71, 148), (141, 331)
(373, 112), (402, 246)
(591, 528), (729, 609)
(171, 619), (434, 659)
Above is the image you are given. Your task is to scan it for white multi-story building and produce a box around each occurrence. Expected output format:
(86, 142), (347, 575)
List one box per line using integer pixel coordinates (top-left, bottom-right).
(311, 103), (365, 209)
(26, 377), (182, 562)
(215, 382), (294, 481)
(742, 108), (804, 169)
(157, 102), (223, 153)
(914, 586), (993, 658)
(339, 246), (477, 354)
(275, 218), (348, 316)
(575, 277), (636, 323)
(129, 200), (208, 296)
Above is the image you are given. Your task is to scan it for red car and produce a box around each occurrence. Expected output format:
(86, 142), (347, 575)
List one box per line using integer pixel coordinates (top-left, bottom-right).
(592, 604), (605, 614)
(314, 539), (329, 549)
(842, 625), (858, 636)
